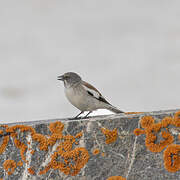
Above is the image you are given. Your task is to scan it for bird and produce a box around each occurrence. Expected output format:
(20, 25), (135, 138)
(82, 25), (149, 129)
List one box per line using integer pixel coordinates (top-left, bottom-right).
(57, 72), (124, 118)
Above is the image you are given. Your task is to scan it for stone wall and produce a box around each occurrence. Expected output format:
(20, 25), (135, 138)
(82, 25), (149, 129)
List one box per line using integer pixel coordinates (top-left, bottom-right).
(0, 109), (180, 180)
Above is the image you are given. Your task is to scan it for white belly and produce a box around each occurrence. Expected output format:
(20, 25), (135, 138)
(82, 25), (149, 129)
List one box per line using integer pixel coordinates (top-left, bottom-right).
(64, 87), (103, 111)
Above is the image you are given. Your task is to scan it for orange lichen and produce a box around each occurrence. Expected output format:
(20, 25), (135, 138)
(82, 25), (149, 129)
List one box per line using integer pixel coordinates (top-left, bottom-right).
(17, 160), (23, 167)
(145, 125), (174, 152)
(3, 125), (37, 163)
(3, 160), (16, 175)
(101, 152), (106, 157)
(46, 129), (89, 176)
(163, 144), (180, 172)
(39, 164), (51, 175)
(161, 117), (173, 127)
(14, 138), (27, 162)
(49, 121), (64, 134)
(134, 128), (145, 136)
(28, 167), (35, 175)
(6, 125), (35, 135)
(47, 134), (62, 146)
(0, 136), (9, 154)
(36, 122), (89, 176)
(0, 125), (8, 128)
(0, 121), (89, 177)
(140, 116), (154, 128)
(172, 111), (180, 127)
(134, 111), (180, 172)
(45, 122), (65, 147)
(31, 150), (35, 155)
(107, 176), (126, 180)
(32, 133), (48, 151)
(50, 147), (89, 176)
(93, 148), (100, 155)
(101, 128), (118, 144)
(134, 115), (174, 152)
(75, 131), (83, 139)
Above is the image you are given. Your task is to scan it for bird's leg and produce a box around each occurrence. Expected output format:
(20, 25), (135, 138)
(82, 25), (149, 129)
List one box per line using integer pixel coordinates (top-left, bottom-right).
(84, 111), (92, 118)
(75, 111), (84, 119)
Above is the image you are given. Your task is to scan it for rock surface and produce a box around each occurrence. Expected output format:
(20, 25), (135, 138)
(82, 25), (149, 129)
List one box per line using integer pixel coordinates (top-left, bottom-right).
(0, 109), (180, 180)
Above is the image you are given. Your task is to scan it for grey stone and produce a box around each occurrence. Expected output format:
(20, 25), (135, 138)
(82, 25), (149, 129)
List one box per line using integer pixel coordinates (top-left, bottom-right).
(0, 109), (180, 180)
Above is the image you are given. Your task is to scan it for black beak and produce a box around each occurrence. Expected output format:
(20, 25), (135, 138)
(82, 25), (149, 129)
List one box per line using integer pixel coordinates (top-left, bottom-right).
(57, 75), (64, 81)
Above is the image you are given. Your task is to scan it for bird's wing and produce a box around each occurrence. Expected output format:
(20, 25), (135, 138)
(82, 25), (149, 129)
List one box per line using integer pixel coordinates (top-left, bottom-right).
(82, 81), (111, 105)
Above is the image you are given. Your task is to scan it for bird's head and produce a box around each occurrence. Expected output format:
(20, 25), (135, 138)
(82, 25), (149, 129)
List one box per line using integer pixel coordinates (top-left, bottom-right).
(57, 72), (82, 87)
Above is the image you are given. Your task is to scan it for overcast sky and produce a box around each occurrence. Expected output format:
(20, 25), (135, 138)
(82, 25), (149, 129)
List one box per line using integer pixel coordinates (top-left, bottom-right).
(0, 0), (180, 123)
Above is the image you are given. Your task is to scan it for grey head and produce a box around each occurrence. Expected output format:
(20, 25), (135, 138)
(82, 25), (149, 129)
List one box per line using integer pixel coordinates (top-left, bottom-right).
(57, 72), (82, 87)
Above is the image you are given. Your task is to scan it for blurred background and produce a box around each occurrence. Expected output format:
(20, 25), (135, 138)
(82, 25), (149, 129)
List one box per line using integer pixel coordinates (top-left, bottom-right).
(0, 0), (180, 123)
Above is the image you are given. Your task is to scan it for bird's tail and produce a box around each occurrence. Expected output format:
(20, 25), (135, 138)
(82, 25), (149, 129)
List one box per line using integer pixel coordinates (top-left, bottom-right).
(105, 104), (124, 114)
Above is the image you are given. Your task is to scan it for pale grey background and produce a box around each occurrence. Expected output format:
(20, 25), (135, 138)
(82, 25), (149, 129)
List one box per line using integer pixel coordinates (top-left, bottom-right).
(0, 0), (180, 123)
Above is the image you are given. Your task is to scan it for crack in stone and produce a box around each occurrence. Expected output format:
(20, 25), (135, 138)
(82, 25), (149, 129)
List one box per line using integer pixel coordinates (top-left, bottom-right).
(37, 141), (59, 175)
(21, 133), (32, 180)
(108, 149), (125, 159)
(125, 122), (140, 179)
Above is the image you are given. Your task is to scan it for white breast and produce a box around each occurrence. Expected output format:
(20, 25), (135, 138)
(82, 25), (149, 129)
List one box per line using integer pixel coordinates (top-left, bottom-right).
(65, 87), (87, 111)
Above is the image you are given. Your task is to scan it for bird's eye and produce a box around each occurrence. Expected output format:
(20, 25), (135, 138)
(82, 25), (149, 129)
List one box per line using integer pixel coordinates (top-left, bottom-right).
(64, 76), (70, 79)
